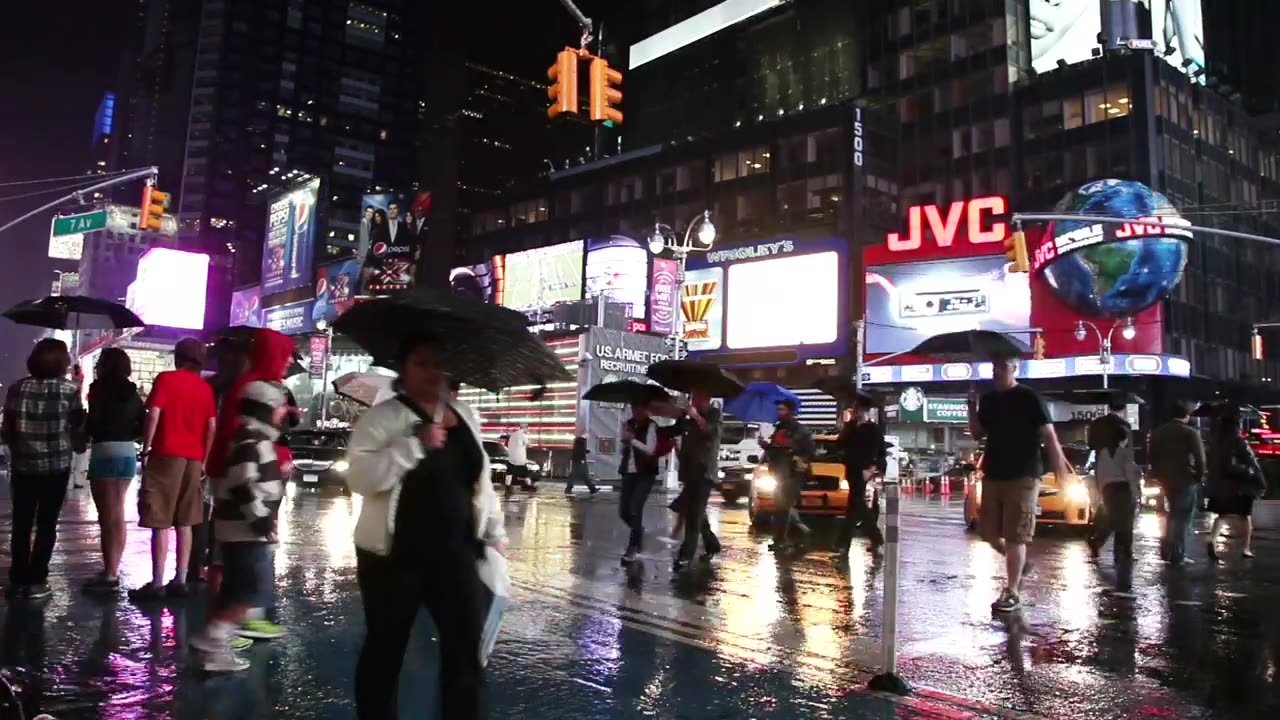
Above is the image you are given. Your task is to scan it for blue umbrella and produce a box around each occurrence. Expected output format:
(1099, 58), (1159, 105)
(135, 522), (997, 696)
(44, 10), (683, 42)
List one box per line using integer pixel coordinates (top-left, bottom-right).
(723, 382), (801, 424)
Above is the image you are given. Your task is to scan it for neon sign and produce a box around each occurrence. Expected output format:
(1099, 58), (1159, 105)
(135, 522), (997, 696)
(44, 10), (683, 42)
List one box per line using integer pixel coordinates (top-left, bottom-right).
(886, 195), (1008, 252)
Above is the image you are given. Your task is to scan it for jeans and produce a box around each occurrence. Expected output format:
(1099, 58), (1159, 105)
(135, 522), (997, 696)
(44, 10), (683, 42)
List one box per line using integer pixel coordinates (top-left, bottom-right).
(9, 471), (71, 585)
(1162, 485), (1199, 562)
(618, 472), (655, 553)
(355, 550), (484, 720)
(837, 473), (884, 551)
(677, 478), (720, 563)
(1091, 483), (1136, 561)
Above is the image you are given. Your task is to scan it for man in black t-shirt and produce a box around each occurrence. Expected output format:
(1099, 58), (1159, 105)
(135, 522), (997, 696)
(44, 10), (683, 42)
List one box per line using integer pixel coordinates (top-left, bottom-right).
(836, 400), (886, 557)
(969, 354), (1068, 613)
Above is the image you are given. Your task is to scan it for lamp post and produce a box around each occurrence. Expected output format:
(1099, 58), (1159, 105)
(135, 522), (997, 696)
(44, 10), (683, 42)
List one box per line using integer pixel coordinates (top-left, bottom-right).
(1073, 317), (1136, 389)
(648, 211), (715, 489)
(314, 318), (335, 425)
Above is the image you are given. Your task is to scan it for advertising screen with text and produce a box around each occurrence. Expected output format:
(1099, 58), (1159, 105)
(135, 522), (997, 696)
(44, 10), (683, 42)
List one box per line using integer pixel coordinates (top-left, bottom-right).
(726, 252), (839, 350)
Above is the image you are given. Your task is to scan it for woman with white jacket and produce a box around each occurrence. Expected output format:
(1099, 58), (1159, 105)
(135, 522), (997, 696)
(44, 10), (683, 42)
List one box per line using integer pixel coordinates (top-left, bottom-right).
(1087, 434), (1141, 564)
(347, 334), (506, 720)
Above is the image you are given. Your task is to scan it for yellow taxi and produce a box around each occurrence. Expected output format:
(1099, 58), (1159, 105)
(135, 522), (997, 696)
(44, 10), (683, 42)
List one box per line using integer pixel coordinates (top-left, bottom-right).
(748, 434), (867, 528)
(962, 443), (1095, 531)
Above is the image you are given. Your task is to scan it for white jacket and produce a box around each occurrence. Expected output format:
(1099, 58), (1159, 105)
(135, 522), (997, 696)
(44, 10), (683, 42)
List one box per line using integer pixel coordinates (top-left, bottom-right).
(348, 396), (506, 556)
(1094, 444), (1141, 497)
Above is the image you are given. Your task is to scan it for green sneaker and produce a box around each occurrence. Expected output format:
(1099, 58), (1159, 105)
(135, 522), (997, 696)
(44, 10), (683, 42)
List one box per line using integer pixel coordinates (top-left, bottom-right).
(236, 619), (285, 640)
(230, 634), (254, 650)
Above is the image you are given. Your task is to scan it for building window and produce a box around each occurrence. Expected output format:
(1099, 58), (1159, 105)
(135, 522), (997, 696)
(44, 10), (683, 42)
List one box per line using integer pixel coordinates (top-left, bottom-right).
(1064, 96), (1084, 129)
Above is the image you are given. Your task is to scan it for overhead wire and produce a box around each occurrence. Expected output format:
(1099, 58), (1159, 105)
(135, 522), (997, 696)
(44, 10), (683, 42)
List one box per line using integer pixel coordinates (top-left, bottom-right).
(0, 169), (135, 188)
(0, 178), (127, 203)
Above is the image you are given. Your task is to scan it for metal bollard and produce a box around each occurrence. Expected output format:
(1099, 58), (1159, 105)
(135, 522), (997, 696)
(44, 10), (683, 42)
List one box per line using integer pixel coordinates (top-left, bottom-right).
(868, 478), (911, 695)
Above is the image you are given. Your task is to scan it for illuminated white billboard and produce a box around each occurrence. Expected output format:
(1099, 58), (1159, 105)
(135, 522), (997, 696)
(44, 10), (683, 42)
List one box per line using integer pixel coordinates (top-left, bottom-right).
(1030, 0), (1103, 74)
(126, 247), (210, 330)
(1150, 0), (1204, 82)
(629, 0), (783, 69)
(726, 252), (839, 350)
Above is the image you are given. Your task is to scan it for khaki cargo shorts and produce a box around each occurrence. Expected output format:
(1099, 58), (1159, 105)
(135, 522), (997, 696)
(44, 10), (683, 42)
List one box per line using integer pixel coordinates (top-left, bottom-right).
(138, 455), (205, 529)
(980, 478), (1039, 545)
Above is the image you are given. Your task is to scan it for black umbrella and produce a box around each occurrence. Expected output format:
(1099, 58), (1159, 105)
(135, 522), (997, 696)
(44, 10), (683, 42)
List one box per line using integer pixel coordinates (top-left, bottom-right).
(584, 379), (671, 405)
(3, 295), (143, 331)
(809, 377), (883, 408)
(646, 359), (744, 398)
(1054, 390), (1145, 406)
(909, 330), (1031, 360)
(332, 289), (571, 392)
(1192, 401), (1262, 419)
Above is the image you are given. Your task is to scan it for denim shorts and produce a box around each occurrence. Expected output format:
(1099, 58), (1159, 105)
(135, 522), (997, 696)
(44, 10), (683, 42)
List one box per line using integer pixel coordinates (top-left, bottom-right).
(87, 441), (138, 481)
(217, 542), (273, 610)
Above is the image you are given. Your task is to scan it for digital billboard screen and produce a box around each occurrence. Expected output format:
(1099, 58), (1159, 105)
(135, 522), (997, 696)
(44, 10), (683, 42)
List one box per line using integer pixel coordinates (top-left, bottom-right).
(649, 258), (679, 336)
(679, 267), (724, 352)
(449, 260), (498, 304)
(263, 299), (316, 335)
(1030, 0), (1103, 74)
(126, 248), (210, 330)
(585, 236), (648, 319)
(359, 190), (431, 294)
(313, 257), (360, 325)
(498, 240), (584, 311)
(261, 178), (320, 295)
(725, 252), (840, 350)
(229, 286), (262, 328)
(865, 255), (1031, 354)
(1150, 0), (1204, 81)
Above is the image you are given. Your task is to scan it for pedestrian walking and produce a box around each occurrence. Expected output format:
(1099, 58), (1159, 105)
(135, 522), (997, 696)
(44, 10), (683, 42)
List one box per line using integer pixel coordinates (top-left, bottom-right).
(348, 334), (506, 720)
(1, 339), (84, 600)
(762, 399), (814, 552)
(1149, 402), (1206, 564)
(564, 435), (599, 495)
(967, 354), (1069, 613)
(130, 337), (217, 602)
(673, 390), (723, 571)
(1206, 413), (1266, 561)
(1087, 432), (1141, 564)
(619, 404), (659, 563)
(190, 328), (294, 671)
(82, 348), (146, 595)
(1087, 397), (1131, 456)
(835, 401), (886, 558)
(198, 339), (252, 603)
(505, 424), (529, 497)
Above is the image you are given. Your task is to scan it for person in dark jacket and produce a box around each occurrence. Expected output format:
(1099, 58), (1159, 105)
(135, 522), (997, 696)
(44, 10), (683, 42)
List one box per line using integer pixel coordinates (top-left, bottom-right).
(619, 404), (659, 562)
(82, 348), (146, 594)
(762, 399), (814, 551)
(673, 390), (723, 571)
(1206, 413), (1266, 561)
(1149, 402), (1205, 564)
(836, 402), (886, 558)
(564, 435), (599, 495)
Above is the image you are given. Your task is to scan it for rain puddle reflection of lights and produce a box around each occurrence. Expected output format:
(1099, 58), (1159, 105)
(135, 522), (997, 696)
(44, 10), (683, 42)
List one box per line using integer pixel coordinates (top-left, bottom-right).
(965, 543), (1000, 621)
(714, 546), (781, 667)
(1056, 543), (1094, 630)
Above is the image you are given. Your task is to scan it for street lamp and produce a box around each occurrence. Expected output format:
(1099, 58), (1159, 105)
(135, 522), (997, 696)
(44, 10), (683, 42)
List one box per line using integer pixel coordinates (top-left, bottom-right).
(1073, 317), (1135, 389)
(648, 210), (716, 360)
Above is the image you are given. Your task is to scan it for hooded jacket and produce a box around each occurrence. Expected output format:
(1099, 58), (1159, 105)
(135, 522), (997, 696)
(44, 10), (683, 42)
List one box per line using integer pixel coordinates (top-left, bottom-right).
(207, 329), (295, 479)
(86, 378), (145, 443)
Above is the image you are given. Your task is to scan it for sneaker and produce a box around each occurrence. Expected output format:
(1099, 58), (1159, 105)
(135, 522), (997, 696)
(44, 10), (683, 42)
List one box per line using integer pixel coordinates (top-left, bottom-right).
(188, 632), (226, 654)
(768, 541), (791, 553)
(620, 550), (639, 565)
(165, 580), (190, 598)
(671, 558), (688, 573)
(202, 649), (251, 672)
(128, 583), (166, 603)
(702, 546), (721, 562)
(589, 486), (600, 495)
(236, 619), (286, 640)
(230, 635), (254, 650)
(82, 574), (120, 595)
(1243, 548), (1255, 559)
(26, 584), (51, 600)
(991, 589), (1022, 613)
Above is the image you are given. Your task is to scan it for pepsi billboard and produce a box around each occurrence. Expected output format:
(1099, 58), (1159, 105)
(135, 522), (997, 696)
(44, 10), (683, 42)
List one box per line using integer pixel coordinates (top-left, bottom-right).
(261, 178), (320, 295)
(359, 191), (431, 294)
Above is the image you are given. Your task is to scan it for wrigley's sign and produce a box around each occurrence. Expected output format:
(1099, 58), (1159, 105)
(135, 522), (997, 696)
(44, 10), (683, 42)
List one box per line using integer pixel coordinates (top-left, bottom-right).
(705, 239), (795, 264)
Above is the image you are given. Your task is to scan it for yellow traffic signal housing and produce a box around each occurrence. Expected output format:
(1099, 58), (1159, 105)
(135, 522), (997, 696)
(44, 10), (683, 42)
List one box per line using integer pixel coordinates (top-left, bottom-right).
(589, 57), (623, 124)
(1004, 229), (1029, 273)
(139, 185), (170, 231)
(1033, 334), (1046, 360)
(547, 48), (580, 119)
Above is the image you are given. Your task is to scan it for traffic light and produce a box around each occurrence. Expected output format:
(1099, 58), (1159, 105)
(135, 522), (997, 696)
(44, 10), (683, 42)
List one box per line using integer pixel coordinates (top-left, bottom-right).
(588, 57), (623, 125)
(547, 48), (579, 119)
(1253, 329), (1264, 361)
(1004, 229), (1029, 273)
(1033, 334), (1046, 360)
(139, 184), (169, 231)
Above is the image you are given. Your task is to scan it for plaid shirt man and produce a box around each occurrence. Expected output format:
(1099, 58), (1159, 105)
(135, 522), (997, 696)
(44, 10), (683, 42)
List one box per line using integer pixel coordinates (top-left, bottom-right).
(2, 377), (83, 476)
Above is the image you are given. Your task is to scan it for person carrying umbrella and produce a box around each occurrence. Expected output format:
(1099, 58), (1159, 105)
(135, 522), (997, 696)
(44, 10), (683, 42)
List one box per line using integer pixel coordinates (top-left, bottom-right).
(835, 397), (886, 559)
(761, 398), (814, 552)
(619, 402), (660, 563)
(672, 388), (725, 571)
(1205, 412), (1266, 561)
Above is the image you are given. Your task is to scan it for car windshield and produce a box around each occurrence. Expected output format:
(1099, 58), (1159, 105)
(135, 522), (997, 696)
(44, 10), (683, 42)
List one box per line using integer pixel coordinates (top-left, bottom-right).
(483, 441), (508, 458)
(1061, 445), (1093, 472)
(720, 423), (758, 445)
(812, 438), (844, 463)
(287, 432), (347, 449)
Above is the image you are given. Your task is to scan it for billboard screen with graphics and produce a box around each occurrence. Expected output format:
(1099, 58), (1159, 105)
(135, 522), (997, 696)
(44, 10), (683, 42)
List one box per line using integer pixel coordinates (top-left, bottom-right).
(1030, 0), (1103, 74)
(262, 178), (320, 295)
(680, 267), (724, 352)
(498, 240), (584, 311)
(450, 260), (498, 304)
(649, 258), (679, 335)
(585, 236), (649, 319)
(126, 248), (210, 330)
(359, 190), (431, 294)
(263, 299), (315, 335)
(230, 286), (263, 328)
(865, 255), (1032, 354)
(313, 258), (360, 325)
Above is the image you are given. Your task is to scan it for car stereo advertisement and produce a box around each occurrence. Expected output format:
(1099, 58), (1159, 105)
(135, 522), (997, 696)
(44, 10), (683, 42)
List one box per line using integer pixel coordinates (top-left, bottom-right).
(865, 255), (1031, 354)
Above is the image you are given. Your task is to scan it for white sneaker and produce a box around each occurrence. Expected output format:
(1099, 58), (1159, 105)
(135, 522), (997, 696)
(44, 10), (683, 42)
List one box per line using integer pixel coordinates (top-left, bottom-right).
(189, 631), (228, 654)
(202, 649), (250, 672)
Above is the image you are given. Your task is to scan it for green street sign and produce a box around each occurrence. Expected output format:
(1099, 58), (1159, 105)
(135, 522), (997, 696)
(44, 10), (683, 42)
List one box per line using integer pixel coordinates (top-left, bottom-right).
(51, 209), (107, 237)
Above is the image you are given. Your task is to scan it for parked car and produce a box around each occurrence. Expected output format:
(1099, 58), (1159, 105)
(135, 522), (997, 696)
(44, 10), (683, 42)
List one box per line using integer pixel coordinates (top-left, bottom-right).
(963, 443), (1095, 532)
(284, 429), (352, 493)
(748, 434), (878, 528)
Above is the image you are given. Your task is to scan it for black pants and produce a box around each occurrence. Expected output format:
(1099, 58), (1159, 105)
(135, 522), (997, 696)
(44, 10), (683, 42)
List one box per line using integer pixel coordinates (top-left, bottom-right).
(564, 465), (597, 493)
(1091, 483), (1136, 561)
(188, 496), (213, 581)
(355, 549), (485, 720)
(619, 472), (655, 552)
(838, 471), (883, 551)
(677, 477), (720, 562)
(9, 471), (71, 585)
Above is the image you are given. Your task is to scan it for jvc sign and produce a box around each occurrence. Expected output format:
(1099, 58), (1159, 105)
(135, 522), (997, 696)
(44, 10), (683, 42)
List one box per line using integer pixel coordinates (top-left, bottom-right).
(886, 196), (1007, 252)
(1030, 215), (1193, 273)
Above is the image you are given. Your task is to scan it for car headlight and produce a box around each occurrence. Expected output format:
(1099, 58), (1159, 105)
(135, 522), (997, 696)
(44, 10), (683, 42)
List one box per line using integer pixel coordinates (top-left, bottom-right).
(1141, 485), (1161, 497)
(839, 478), (849, 491)
(718, 470), (726, 479)
(527, 462), (540, 473)
(332, 459), (350, 473)
(1065, 482), (1090, 503)
(755, 475), (777, 493)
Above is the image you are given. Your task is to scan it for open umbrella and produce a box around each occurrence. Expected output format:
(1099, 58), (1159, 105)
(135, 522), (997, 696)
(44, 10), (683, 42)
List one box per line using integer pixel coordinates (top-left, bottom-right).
(809, 377), (883, 408)
(3, 295), (143, 330)
(334, 371), (395, 407)
(1192, 401), (1262, 419)
(908, 330), (1031, 361)
(723, 382), (801, 424)
(645, 359), (744, 398)
(333, 289), (571, 392)
(583, 379), (671, 405)
(1054, 390), (1146, 406)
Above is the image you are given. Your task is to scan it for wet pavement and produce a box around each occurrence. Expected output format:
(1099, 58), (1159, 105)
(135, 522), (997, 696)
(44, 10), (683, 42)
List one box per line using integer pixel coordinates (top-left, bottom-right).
(1, 479), (1277, 719)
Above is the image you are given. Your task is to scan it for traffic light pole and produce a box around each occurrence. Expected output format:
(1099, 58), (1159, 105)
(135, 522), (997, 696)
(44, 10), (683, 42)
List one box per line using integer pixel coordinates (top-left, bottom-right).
(0, 166), (159, 236)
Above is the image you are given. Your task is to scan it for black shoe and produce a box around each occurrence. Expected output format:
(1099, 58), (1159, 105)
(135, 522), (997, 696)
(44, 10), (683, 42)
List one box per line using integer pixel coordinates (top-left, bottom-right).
(589, 486), (600, 495)
(82, 575), (120, 595)
(702, 546), (721, 561)
(672, 559), (689, 573)
(165, 580), (190, 598)
(1087, 540), (1101, 560)
(3, 586), (28, 600)
(26, 583), (51, 600)
(1207, 542), (1219, 563)
(768, 542), (791, 553)
(129, 583), (166, 603)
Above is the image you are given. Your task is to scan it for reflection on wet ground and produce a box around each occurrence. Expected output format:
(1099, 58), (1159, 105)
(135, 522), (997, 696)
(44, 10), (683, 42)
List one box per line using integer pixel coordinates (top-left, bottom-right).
(1, 480), (1277, 718)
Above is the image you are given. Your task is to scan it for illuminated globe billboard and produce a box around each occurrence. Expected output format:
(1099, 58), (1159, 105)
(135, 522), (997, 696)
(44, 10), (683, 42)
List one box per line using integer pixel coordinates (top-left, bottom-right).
(1030, 179), (1190, 319)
